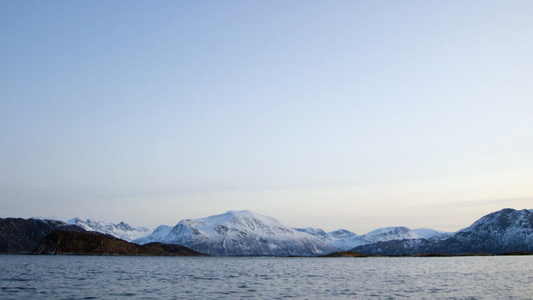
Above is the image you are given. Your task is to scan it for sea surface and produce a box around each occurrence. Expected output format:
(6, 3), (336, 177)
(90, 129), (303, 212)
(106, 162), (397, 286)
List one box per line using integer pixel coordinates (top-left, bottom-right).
(0, 255), (531, 299)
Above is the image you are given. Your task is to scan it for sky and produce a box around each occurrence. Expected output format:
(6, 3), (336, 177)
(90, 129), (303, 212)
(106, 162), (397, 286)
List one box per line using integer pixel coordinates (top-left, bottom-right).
(1, 1), (532, 234)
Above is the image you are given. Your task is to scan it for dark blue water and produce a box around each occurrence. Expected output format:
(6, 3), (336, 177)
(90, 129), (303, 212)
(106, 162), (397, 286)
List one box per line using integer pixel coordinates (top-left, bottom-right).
(1, 255), (531, 299)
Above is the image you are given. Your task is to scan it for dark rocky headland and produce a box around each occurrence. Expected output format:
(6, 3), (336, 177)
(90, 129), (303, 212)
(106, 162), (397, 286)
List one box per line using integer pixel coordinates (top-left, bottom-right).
(0, 218), (84, 253)
(32, 230), (206, 256)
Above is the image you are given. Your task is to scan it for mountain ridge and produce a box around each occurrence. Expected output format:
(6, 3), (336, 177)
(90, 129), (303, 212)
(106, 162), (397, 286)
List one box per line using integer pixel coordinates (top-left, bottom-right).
(67, 218), (151, 242)
(2, 208), (532, 256)
(32, 230), (206, 256)
(295, 226), (423, 251)
(350, 208), (533, 255)
(133, 210), (339, 256)
(0, 218), (85, 253)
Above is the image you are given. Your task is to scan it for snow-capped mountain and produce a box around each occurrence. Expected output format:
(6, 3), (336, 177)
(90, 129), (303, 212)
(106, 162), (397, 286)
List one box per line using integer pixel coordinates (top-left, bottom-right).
(133, 210), (339, 256)
(3, 208), (533, 256)
(296, 226), (422, 250)
(132, 225), (172, 245)
(67, 218), (151, 242)
(360, 226), (421, 243)
(413, 228), (441, 238)
(351, 208), (533, 255)
(293, 227), (361, 251)
(294, 227), (361, 250)
(453, 208), (533, 253)
(331, 227), (421, 250)
(328, 229), (358, 240)
(294, 227), (330, 241)
(326, 229), (360, 250)
(413, 228), (452, 240)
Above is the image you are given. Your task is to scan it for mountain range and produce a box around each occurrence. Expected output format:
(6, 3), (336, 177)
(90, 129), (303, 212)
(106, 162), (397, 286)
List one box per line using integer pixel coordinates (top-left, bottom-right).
(67, 217), (151, 242)
(1, 208), (532, 256)
(133, 210), (338, 256)
(293, 226), (447, 251)
(131, 208), (532, 255)
(0, 218), (204, 256)
(351, 208), (533, 255)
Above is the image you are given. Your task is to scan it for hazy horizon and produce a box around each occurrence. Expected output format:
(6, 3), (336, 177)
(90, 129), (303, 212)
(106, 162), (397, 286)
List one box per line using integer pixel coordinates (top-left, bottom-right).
(1, 1), (532, 234)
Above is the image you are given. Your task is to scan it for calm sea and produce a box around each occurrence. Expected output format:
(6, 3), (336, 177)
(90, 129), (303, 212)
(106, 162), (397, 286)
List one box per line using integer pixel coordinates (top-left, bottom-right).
(0, 255), (531, 299)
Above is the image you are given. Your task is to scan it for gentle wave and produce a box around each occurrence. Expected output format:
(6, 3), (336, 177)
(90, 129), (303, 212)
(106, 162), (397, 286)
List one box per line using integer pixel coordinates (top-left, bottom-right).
(0, 255), (532, 299)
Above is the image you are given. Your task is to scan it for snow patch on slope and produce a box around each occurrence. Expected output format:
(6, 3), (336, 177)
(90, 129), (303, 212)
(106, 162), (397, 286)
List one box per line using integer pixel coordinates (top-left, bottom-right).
(67, 218), (151, 242)
(297, 226), (425, 251)
(454, 208), (533, 249)
(132, 225), (172, 245)
(294, 227), (330, 241)
(413, 228), (452, 240)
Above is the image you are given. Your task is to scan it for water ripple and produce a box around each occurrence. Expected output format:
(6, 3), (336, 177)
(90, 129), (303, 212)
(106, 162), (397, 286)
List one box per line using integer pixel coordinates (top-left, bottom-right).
(0, 256), (531, 299)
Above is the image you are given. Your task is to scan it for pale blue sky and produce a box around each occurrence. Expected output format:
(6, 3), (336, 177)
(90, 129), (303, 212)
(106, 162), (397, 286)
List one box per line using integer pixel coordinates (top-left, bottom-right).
(1, 1), (532, 233)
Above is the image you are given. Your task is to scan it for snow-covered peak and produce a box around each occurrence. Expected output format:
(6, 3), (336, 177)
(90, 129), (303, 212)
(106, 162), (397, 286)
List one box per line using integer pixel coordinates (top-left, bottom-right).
(363, 227), (421, 241)
(183, 210), (300, 237)
(134, 210), (338, 256)
(199, 210), (283, 228)
(294, 227), (330, 241)
(67, 218), (151, 242)
(67, 217), (81, 224)
(326, 226), (421, 251)
(456, 208), (533, 235)
(294, 227), (328, 236)
(412, 228), (440, 238)
(225, 210), (257, 218)
(293, 226), (422, 251)
(449, 208), (533, 253)
(328, 229), (358, 239)
(116, 221), (133, 231)
(132, 225), (172, 245)
(413, 228), (452, 240)
(322, 229), (358, 250)
(365, 226), (417, 237)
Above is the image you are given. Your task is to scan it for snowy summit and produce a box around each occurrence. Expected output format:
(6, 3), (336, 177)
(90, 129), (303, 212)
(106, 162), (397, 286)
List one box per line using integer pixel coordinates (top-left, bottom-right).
(67, 218), (151, 242)
(133, 210), (338, 256)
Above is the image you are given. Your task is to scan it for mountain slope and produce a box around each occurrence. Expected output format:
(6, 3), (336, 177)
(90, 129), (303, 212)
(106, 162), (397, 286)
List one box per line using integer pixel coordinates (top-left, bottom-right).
(133, 225), (172, 245)
(296, 226), (423, 251)
(453, 208), (533, 253)
(67, 218), (151, 242)
(133, 210), (339, 256)
(294, 227), (331, 241)
(32, 230), (206, 256)
(325, 229), (360, 250)
(0, 218), (85, 253)
(352, 227), (421, 246)
(413, 228), (452, 240)
(351, 208), (533, 255)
